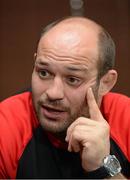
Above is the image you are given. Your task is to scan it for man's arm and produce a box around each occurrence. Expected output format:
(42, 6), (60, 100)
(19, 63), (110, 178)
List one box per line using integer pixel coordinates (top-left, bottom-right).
(66, 88), (124, 179)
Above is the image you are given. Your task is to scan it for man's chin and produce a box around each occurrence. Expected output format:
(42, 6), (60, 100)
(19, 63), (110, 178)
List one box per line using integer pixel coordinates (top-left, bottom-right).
(39, 116), (70, 134)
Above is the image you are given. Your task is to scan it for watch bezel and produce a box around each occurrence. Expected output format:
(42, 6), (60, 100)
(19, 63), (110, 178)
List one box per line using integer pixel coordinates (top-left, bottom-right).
(103, 155), (122, 177)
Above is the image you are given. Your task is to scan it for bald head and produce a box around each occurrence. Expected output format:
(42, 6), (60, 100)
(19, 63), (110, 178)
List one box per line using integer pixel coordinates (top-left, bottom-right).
(37, 16), (115, 79)
(41, 16), (102, 38)
(39, 17), (100, 57)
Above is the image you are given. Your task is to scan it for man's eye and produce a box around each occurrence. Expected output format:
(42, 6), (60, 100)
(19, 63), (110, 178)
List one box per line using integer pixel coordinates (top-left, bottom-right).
(38, 70), (50, 79)
(67, 77), (81, 86)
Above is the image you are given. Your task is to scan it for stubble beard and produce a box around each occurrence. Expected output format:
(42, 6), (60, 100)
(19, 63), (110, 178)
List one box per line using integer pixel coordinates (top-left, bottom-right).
(36, 104), (85, 135)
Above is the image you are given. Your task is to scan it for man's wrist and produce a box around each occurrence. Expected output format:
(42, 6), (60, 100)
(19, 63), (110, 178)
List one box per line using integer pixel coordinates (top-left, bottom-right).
(84, 166), (110, 179)
(83, 155), (122, 179)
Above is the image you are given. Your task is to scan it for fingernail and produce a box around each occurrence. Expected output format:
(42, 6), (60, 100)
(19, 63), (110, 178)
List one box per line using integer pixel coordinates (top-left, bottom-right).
(65, 136), (68, 142)
(68, 145), (72, 152)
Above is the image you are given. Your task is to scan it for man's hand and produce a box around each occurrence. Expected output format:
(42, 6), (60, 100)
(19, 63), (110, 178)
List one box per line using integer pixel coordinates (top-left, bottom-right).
(65, 87), (110, 172)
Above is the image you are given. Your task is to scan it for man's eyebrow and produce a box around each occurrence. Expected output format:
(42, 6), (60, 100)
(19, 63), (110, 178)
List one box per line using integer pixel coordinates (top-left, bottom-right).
(36, 59), (88, 72)
(65, 66), (88, 72)
(36, 60), (49, 66)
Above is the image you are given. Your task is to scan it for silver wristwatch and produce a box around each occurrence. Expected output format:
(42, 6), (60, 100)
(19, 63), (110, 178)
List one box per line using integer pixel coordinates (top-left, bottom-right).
(103, 155), (122, 177)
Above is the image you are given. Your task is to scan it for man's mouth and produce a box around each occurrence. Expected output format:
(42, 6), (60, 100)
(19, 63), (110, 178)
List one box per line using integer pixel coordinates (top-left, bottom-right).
(43, 105), (65, 112)
(41, 105), (67, 120)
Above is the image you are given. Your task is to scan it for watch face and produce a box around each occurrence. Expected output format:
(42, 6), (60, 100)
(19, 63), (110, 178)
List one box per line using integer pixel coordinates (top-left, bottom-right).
(103, 155), (122, 176)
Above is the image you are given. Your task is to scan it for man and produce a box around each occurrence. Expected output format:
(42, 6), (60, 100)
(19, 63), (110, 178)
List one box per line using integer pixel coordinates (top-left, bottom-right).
(0, 16), (130, 179)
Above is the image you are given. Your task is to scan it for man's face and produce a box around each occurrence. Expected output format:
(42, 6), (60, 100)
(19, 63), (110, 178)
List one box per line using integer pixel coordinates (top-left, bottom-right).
(32, 21), (100, 134)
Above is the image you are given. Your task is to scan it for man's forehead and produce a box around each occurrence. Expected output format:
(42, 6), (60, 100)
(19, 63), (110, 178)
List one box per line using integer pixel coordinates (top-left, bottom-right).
(36, 57), (88, 69)
(37, 17), (100, 72)
(40, 17), (100, 44)
(35, 57), (99, 76)
(38, 23), (99, 55)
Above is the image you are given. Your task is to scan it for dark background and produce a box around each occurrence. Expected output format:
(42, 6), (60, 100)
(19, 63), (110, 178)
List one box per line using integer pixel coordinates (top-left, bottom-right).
(0, 0), (130, 101)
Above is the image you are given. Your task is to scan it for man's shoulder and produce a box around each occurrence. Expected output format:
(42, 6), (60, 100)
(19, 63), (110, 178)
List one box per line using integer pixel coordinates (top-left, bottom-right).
(0, 91), (37, 124)
(0, 91), (39, 178)
(104, 91), (130, 100)
(0, 91), (39, 139)
(102, 92), (130, 163)
(103, 92), (130, 109)
(0, 91), (31, 107)
(102, 92), (130, 125)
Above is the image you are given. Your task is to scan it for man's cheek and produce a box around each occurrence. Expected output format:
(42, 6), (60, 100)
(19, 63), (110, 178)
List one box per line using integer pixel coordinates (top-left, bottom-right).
(71, 101), (84, 116)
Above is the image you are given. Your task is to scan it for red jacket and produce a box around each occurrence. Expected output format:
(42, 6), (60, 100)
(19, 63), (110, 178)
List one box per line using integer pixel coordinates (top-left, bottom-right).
(0, 92), (130, 178)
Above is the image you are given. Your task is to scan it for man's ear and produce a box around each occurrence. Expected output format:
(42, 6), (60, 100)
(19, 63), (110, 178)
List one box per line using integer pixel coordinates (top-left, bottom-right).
(98, 70), (118, 96)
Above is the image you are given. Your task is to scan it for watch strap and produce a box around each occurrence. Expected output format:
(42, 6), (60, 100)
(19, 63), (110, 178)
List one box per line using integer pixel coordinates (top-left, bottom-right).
(84, 166), (110, 179)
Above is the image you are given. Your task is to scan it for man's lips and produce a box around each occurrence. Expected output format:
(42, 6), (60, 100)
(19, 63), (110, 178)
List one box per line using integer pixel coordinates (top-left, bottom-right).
(41, 105), (67, 119)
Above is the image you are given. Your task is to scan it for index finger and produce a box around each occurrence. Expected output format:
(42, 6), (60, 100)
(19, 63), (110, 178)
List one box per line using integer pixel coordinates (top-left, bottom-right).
(86, 87), (103, 121)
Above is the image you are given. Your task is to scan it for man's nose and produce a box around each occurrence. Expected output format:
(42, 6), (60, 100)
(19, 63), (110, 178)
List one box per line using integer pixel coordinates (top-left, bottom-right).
(45, 77), (64, 101)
